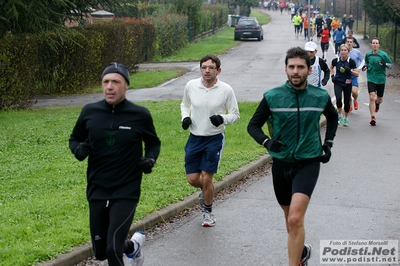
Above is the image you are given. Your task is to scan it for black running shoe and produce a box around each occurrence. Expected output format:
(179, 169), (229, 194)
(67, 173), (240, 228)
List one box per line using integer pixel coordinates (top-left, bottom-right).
(370, 116), (376, 126)
(299, 244), (312, 266)
(375, 101), (380, 113)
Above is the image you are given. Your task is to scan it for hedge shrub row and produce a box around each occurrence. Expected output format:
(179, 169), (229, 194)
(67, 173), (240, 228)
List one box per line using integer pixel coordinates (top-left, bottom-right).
(0, 20), (156, 109)
(0, 4), (228, 110)
(367, 24), (400, 60)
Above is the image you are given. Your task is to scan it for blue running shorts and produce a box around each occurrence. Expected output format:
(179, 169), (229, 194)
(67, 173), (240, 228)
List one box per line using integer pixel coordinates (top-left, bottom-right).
(351, 75), (358, 87)
(184, 133), (224, 174)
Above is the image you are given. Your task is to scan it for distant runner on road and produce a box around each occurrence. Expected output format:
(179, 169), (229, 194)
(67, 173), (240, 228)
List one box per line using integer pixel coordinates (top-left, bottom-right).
(362, 37), (393, 126)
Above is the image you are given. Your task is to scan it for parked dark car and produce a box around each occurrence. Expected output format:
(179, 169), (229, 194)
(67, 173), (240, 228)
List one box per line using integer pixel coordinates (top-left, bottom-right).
(234, 18), (263, 41)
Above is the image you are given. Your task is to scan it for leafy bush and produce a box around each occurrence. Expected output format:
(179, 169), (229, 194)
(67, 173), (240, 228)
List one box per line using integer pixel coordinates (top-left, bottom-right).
(0, 4), (229, 110)
(149, 14), (189, 58)
(0, 35), (38, 109)
(367, 24), (400, 60)
(0, 19), (156, 107)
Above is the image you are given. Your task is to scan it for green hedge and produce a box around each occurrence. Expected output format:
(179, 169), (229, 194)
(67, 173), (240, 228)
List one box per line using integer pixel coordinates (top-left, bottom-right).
(0, 35), (38, 109)
(195, 4), (229, 36)
(367, 24), (400, 61)
(0, 20), (156, 109)
(149, 14), (189, 58)
(0, 4), (229, 110)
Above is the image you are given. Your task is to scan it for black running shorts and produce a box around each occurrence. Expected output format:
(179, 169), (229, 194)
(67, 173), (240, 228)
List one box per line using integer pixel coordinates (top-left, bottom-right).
(272, 158), (320, 206)
(367, 82), (385, 97)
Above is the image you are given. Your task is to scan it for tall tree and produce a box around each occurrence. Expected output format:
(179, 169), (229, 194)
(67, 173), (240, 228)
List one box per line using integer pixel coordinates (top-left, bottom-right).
(362, 0), (394, 24)
(0, 0), (123, 35)
(386, 0), (400, 17)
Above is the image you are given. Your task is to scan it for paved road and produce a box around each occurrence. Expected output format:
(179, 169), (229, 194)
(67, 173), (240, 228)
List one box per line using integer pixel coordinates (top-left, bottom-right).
(37, 9), (400, 266)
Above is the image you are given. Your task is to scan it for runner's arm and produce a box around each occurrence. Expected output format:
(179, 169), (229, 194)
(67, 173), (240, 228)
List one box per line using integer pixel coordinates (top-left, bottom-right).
(247, 97), (272, 144)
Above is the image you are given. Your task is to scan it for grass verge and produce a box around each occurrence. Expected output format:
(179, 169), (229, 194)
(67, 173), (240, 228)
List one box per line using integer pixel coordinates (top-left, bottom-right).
(0, 10), (271, 265)
(0, 101), (267, 265)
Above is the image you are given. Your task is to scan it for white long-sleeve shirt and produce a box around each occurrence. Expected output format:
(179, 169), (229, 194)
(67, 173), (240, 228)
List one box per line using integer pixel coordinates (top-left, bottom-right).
(180, 78), (240, 136)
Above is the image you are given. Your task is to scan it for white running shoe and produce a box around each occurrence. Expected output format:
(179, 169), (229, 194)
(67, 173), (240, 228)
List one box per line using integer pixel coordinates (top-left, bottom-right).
(126, 231), (145, 266)
(202, 211), (216, 227)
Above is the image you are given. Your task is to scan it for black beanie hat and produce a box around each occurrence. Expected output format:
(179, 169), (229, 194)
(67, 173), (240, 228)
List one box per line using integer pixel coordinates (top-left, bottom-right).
(101, 62), (130, 85)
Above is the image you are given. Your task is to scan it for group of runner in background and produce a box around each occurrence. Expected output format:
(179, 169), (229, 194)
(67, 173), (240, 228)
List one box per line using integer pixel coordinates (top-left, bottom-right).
(259, 1), (394, 128)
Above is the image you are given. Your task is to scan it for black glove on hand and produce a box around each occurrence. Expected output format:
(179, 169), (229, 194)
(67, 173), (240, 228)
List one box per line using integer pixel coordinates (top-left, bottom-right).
(74, 139), (92, 161)
(139, 157), (155, 174)
(331, 75), (336, 84)
(344, 66), (352, 74)
(264, 134), (287, 153)
(321, 79), (327, 86)
(379, 61), (386, 67)
(209, 115), (224, 127)
(182, 117), (192, 130)
(320, 142), (332, 163)
(362, 64), (368, 71)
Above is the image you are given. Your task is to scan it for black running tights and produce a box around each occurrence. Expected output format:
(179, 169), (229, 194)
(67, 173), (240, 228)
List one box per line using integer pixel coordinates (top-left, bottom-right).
(89, 199), (137, 266)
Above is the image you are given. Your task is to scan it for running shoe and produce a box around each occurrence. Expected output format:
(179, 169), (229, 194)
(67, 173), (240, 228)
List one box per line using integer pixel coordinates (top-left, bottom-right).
(299, 244), (312, 266)
(370, 116), (376, 126)
(202, 211), (216, 227)
(338, 116), (343, 125)
(126, 231), (145, 266)
(198, 192), (204, 208)
(375, 101), (380, 112)
(349, 106), (353, 114)
(343, 118), (349, 127)
(354, 100), (359, 110)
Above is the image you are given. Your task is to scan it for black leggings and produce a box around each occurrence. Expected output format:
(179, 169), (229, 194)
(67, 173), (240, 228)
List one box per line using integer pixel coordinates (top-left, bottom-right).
(334, 42), (341, 54)
(334, 82), (352, 113)
(89, 199), (137, 266)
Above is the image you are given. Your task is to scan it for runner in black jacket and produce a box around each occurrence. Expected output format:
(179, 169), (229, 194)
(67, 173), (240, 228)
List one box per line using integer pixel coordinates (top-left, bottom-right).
(69, 62), (161, 266)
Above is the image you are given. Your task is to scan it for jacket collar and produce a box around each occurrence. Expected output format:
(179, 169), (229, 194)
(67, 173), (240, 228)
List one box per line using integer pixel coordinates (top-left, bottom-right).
(285, 80), (307, 93)
(102, 98), (128, 110)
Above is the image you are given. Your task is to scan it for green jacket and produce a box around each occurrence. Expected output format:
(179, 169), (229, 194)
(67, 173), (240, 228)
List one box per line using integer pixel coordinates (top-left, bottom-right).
(365, 50), (393, 84)
(248, 81), (338, 163)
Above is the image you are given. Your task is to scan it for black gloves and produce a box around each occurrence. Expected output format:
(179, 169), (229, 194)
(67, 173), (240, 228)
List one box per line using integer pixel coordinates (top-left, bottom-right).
(331, 75), (336, 84)
(182, 115), (224, 129)
(210, 115), (224, 127)
(139, 157), (155, 174)
(321, 79), (327, 86)
(74, 139), (92, 161)
(263, 134), (287, 152)
(182, 117), (192, 130)
(320, 141), (333, 163)
(344, 65), (352, 74)
(362, 64), (368, 71)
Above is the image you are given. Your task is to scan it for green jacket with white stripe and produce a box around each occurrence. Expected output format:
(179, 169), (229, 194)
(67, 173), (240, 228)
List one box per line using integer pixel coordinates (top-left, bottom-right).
(247, 81), (338, 163)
